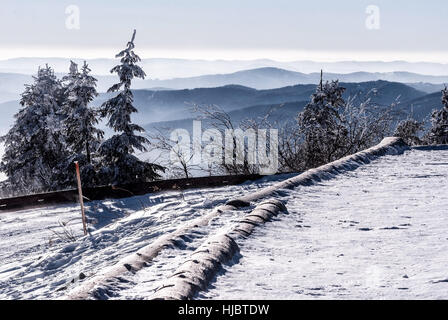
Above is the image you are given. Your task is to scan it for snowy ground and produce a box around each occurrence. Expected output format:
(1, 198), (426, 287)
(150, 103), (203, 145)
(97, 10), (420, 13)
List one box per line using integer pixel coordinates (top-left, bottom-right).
(201, 148), (448, 299)
(0, 147), (447, 300)
(0, 173), (295, 299)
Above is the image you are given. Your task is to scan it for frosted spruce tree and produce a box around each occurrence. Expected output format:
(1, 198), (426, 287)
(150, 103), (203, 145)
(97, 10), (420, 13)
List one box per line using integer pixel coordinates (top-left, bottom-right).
(394, 118), (423, 146)
(428, 87), (448, 145)
(297, 72), (348, 168)
(0, 65), (69, 193)
(98, 30), (163, 185)
(60, 61), (104, 186)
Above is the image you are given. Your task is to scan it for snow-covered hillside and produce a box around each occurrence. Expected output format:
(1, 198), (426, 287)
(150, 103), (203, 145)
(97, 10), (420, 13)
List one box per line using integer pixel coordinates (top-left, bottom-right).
(0, 147), (447, 299)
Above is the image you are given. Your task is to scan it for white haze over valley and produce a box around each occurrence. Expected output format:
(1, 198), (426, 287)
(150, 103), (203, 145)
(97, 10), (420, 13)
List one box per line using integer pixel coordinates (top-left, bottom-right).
(4, 58), (448, 79)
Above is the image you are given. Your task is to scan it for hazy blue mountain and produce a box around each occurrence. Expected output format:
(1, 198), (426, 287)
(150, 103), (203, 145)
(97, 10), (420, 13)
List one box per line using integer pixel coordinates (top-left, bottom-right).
(2, 66), (447, 106)
(399, 92), (442, 122)
(145, 101), (308, 134)
(334, 71), (448, 84)
(0, 100), (20, 134)
(145, 91), (446, 137)
(0, 73), (33, 103)
(0, 72), (125, 102)
(4, 58), (448, 79)
(0, 80), (432, 136)
(138, 68), (448, 90)
(119, 80), (425, 123)
(406, 83), (445, 94)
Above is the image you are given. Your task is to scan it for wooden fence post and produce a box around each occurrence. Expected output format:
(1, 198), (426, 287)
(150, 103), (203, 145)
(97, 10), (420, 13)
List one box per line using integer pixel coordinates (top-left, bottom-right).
(74, 161), (88, 236)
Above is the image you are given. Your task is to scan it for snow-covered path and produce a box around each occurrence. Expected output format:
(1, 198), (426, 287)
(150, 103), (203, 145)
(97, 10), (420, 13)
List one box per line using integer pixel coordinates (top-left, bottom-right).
(0, 173), (295, 299)
(200, 148), (448, 299)
(1, 147), (447, 300)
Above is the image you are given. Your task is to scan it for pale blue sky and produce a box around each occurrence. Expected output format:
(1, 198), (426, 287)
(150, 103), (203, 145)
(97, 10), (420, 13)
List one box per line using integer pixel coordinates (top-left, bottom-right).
(0, 0), (447, 61)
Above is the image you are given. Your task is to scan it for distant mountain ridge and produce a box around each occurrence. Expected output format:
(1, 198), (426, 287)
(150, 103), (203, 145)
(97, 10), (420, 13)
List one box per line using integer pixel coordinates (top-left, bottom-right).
(4, 58), (448, 78)
(93, 80), (424, 123)
(0, 79), (443, 136)
(145, 85), (445, 135)
(399, 91), (442, 122)
(1, 67), (447, 105)
(134, 67), (448, 91)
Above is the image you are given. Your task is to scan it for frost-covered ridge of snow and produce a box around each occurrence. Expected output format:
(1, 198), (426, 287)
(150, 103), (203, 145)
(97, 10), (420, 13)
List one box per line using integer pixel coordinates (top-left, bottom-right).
(233, 137), (408, 204)
(150, 200), (287, 300)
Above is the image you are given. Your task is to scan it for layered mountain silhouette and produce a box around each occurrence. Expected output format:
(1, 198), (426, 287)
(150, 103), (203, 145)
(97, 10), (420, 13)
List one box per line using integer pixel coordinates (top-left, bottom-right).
(3, 57), (448, 78)
(0, 80), (444, 136)
(1, 66), (448, 104)
(113, 80), (428, 123)
(134, 67), (448, 91)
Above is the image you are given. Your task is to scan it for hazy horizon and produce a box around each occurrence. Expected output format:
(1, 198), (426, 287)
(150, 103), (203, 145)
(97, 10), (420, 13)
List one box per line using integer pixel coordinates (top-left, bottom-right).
(4, 57), (448, 79)
(2, 0), (448, 63)
(4, 56), (448, 64)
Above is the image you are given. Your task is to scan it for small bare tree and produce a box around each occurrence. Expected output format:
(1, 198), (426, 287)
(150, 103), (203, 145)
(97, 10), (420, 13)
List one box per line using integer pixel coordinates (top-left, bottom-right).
(277, 120), (306, 173)
(193, 104), (259, 175)
(342, 91), (399, 154)
(148, 127), (201, 179)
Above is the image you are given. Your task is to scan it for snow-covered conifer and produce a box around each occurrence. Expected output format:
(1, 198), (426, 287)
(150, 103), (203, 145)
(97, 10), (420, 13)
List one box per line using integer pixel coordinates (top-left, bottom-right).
(59, 61), (104, 186)
(428, 87), (448, 145)
(98, 30), (163, 184)
(394, 118), (423, 146)
(297, 73), (348, 168)
(0, 65), (69, 193)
